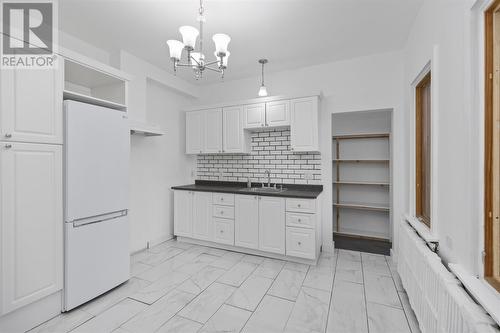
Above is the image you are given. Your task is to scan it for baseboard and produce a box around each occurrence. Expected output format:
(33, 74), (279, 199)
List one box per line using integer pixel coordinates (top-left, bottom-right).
(0, 291), (62, 333)
(177, 237), (319, 265)
(148, 234), (173, 248)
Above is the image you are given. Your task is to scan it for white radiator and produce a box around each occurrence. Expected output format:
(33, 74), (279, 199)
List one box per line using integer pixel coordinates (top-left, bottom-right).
(397, 223), (499, 333)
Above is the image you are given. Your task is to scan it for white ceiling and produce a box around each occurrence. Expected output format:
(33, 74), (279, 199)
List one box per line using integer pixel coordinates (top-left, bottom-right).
(59, 0), (423, 84)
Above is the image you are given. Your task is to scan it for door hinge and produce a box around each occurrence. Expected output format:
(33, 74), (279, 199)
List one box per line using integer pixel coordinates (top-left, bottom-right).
(490, 73), (494, 80)
(482, 250), (486, 263)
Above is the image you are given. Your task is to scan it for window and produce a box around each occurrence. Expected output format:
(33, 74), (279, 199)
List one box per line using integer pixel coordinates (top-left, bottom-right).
(485, 1), (500, 292)
(415, 72), (431, 228)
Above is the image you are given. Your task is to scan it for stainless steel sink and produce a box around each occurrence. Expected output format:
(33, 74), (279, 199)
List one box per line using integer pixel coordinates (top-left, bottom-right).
(239, 187), (287, 193)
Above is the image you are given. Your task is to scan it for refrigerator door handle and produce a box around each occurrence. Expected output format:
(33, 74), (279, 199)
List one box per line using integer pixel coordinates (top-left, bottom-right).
(71, 209), (128, 228)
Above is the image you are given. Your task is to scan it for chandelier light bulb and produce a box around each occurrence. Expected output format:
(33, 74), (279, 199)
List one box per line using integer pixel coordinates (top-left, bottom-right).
(191, 52), (205, 68)
(214, 51), (229, 68)
(179, 26), (199, 50)
(166, 40), (184, 61)
(213, 34), (231, 56)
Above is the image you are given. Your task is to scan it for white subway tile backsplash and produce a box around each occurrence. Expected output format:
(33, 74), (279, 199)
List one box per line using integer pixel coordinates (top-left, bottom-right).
(196, 128), (321, 184)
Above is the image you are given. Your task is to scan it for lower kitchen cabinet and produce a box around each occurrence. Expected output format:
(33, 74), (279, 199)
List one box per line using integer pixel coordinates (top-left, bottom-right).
(0, 142), (63, 315)
(213, 218), (234, 245)
(174, 190), (193, 237)
(258, 196), (285, 254)
(192, 192), (212, 241)
(286, 227), (316, 260)
(234, 195), (259, 250)
(173, 190), (320, 263)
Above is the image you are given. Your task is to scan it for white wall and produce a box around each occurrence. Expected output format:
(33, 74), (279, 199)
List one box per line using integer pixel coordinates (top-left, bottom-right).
(402, 0), (480, 274)
(59, 31), (111, 65)
(120, 51), (197, 252)
(197, 51), (405, 253)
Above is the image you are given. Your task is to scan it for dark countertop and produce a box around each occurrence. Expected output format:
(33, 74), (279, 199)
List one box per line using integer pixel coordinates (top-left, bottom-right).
(172, 180), (323, 199)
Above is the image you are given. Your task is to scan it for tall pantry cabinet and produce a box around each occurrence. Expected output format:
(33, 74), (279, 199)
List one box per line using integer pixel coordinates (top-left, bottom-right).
(0, 64), (64, 320)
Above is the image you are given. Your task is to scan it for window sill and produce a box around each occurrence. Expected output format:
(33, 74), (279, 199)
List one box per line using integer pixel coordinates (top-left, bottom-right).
(449, 264), (500, 326)
(404, 214), (439, 243)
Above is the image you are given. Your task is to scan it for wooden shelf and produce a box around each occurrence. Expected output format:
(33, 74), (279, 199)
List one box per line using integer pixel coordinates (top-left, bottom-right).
(333, 232), (391, 242)
(333, 181), (390, 186)
(63, 90), (127, 111)
(333, 202), (390, 212)
(332, 133), (389, 140)
(333, 159), (389, 163)
(129, 120), (164, 136)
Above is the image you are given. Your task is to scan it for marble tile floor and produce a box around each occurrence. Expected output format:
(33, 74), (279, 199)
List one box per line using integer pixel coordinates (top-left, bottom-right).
(29, 240), (421, 333)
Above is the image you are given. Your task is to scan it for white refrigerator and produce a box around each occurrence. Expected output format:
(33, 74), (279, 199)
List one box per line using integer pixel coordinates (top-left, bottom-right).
(63, 100), (130, 311)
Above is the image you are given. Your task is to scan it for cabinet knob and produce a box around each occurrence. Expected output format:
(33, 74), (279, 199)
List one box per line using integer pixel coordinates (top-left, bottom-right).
(297, 204), (301, 208)
(298, 219), (302, 222)
(4, 144), (12, 149)
(220, 230), (224, 233)
(261, 123), (264, 127)
(4, 133), (12, 138)
(220, 211), (224, 215)
(221, 198), (224, 201)
(298, 242), (302, 246)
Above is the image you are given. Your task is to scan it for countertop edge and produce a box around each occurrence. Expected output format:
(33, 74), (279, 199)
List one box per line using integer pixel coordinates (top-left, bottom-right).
(171, 185), (323, 199)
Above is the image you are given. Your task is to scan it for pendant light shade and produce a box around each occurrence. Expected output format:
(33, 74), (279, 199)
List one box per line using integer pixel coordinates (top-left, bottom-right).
(179, 26), (199, 49)
(258, 59), (268, 97)
(212, 33), (231, 56)
(214, 51), (230, 68)
(166, 40), (184, 61)
(258, 86), (268, 97)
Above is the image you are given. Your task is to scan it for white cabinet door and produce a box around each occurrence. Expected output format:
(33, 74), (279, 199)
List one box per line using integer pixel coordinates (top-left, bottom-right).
(1, 142), (63, 314)
(204, 108), (223, 153)
(266, 100), (290, 127)
(223, 106), (249, 153)
(258, 196), (285, 254)
(243, 103), (265, 128)
(186, 111), (204, 154)
(234, 195), (259, 249)
(174, 190), (193, 237)
(1, 66), (63, 144)
(192, 192), (212, 241)
(290, 97), (319, 152)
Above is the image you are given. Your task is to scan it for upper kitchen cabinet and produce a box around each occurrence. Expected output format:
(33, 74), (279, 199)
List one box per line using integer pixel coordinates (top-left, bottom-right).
(223, 106), (250, 154)
(204, 109), (223, 153)
(290, 96), (319, 152)
(243, 103), (266, 128)
(243, 101), (290, 128)
(186, 110), (205, 154)
(186, 108), (222, 154)
(266, 100), (290, 127)
(1, 63), (63, 145)
(63, 59), (127, 111)
(186, 94), (320, 154)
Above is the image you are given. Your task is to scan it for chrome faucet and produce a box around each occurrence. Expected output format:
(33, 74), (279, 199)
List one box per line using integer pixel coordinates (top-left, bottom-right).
(265, 169), (271, 188)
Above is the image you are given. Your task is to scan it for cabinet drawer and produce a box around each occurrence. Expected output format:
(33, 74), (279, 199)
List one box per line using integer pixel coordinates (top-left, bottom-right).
(213, 205), (235, 219)
(286, 212), (315, 229)
(213, 218), (234, 245)
(286, 227), (316, 260)
(212, 193), (235, 206)
(286, 198), (316, 213)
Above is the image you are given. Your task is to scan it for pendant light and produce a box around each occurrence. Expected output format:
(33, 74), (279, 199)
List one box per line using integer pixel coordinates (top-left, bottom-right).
(258, 59), (268, 97)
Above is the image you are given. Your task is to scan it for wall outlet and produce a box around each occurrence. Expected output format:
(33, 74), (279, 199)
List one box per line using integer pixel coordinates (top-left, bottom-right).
(303, 171), (314, 181)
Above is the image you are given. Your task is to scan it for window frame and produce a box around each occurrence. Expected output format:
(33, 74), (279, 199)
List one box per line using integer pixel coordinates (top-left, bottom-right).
(415, 72), (432, 228)
(484, 0), (500, 292)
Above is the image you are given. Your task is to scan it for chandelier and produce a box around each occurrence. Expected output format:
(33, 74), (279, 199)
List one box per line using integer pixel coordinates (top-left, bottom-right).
(166, 0), (231, 80)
